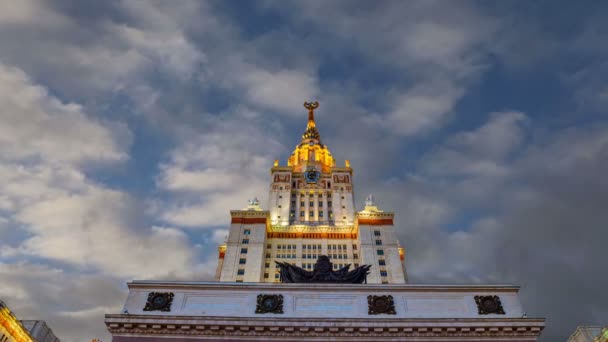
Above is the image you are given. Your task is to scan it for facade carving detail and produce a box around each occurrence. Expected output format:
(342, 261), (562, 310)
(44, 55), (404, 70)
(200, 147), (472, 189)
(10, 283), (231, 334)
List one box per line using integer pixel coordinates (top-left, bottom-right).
(255, 294), (284, 314)
(367, 295), (396, 315)
(474, 295), (506, 315)
(143, 292), (174, 312)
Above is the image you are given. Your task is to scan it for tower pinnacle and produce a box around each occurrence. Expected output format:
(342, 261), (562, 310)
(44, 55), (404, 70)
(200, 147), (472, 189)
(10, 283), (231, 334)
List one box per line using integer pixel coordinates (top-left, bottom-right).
(302, 101), (321, 142)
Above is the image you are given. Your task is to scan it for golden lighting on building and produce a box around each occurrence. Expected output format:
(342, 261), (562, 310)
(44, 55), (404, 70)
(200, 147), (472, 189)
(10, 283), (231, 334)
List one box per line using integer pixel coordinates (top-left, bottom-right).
(0, 302), (33, 342)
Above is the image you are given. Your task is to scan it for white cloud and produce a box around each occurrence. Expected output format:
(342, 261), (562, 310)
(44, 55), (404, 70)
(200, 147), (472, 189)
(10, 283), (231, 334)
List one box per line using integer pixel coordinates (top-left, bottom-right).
(240, 69), (318, 115)
(0, 63), (130, 165)
(156, 111), (286, 228)
(420, 111), (528, 178)
(382, 80), (465, 136)
(0, 63), (199, 279)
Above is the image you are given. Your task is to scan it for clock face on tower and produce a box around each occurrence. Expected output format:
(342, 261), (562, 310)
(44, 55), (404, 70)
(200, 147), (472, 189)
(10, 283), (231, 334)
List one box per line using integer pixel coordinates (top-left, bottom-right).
(304, 168), (321, 183)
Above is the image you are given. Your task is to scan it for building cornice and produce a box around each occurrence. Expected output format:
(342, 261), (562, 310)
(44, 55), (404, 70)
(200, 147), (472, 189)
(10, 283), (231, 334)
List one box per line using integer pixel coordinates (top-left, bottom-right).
(105, 315), (544, 339)
(125, 281), (521, 293)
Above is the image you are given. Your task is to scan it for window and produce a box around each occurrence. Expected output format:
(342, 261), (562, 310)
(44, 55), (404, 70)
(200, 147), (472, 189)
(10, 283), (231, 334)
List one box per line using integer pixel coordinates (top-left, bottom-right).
(287, 245), (292, 249)
(328, 201), (332, 206)
(266, 253), (271, 258)
(328, 182), (331, 187)
(319, 211), (323, 217)
(300, 211), (305, 217)
(329, 211), (333, 218)
(352, 244), (357, 250)
(353, 253), (359, 259)
(310, 201), (314, 206)
(242, 239), (249, 244)
(377, 249), (384, 256)
(264, 273), (269, 278)
(375, 240), (382, 245)
(241, 248), (248, 254)
(244, 229), (251, 235)
(237, 269), (245, 275)
(354, 263), (359, 267)
(265, 263), (270, 268)
(379, 259), (386, 266)
(291, 201), (296, 206)
(278, 205), (282, 208)
(236, 279), (243, 283)
(275, 274), (279, 279)
(290, 210), (295, 217)
(374, 230), (381, 236)
(309, 193), (313, 198)
(309, 210), (314, 217)
(300, 201), (305, 206)
(300, 193), (304, 197)
(292, 192), (296, 198)
(239, 258), (246, 264)
(267, 244), (272, 249)
(380, 271), (388, 277)
(275, 264), (280, 268)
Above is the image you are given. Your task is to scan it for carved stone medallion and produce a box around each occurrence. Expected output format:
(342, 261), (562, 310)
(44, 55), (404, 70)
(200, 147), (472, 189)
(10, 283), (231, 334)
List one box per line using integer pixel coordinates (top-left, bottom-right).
(367, 295), (396, 315)
(143, 292), (174, 312)
(255, 294), (284, 314)
(474, 295), (505, 315)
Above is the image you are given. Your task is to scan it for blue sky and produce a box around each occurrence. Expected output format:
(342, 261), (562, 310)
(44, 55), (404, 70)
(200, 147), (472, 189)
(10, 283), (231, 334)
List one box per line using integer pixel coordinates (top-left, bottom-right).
(0, 1), (607, 340)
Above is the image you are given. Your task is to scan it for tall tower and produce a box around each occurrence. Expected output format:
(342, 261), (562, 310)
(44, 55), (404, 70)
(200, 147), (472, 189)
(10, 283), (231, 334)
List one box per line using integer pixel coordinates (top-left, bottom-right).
(216, 102), (406, 283)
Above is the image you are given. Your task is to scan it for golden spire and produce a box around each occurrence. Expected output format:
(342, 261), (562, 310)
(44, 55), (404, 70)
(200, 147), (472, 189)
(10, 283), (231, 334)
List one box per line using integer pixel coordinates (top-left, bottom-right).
(302, 101), (321, 142)
(288, 101), (335, 172)
(304, 101), (319, 128)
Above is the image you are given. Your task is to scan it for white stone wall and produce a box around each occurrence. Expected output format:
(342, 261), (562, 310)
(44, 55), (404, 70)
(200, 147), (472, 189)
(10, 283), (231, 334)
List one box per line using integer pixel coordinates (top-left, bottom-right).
(269, 171), (291, 226)
(359, 224), (406, 284)
(120, 282), (527, 319)
(220, 221), (267, 282)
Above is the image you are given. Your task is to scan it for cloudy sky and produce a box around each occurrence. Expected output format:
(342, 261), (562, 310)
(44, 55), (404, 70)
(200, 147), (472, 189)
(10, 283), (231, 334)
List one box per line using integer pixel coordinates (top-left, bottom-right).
(0, 0), (606, 340)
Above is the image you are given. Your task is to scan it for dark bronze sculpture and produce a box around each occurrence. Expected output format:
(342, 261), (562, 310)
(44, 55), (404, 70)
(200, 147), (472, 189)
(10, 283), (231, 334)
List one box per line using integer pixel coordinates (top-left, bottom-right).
(275, 255), (371, 283)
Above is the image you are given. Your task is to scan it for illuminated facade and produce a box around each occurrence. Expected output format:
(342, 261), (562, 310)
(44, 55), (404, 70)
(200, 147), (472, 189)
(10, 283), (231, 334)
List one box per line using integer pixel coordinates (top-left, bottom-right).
(216, 102), (406, 284)
(0, 301), (33, 342)
(106, 102), (545, 341)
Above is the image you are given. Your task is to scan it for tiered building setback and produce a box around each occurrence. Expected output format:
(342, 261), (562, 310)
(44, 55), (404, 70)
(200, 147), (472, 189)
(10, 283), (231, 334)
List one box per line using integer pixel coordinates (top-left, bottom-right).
(216, 102), (406, 284)
(106, 101), (545, 341)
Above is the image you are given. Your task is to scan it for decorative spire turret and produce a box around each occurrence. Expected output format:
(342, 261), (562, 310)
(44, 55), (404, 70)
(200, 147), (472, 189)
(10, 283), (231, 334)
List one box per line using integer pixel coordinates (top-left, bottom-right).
(302, 101), (321, 142)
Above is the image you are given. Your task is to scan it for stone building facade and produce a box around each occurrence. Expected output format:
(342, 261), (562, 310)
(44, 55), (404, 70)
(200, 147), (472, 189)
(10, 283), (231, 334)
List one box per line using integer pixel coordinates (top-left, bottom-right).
(216, 102), (406, 284)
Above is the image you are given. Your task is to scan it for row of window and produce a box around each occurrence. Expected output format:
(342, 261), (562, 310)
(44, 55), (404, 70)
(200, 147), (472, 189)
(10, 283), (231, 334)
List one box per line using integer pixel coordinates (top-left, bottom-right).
(292, 210), (333, 218)
(245, 248), (384, 257)
(293, 200), (333, 207)
(240, 257), (382, 269)
(268, 253), (357, 260)
(292, 192), (331, 198)
(266, 244), (358, 251)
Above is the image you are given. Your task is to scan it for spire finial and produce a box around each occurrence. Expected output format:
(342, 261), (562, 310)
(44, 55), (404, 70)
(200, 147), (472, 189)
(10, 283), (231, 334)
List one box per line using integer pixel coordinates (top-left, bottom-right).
(304, 101), (319, 125)
(302, 101), (321, 142)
